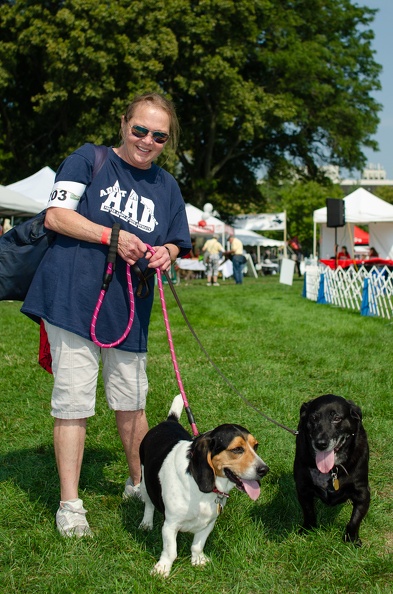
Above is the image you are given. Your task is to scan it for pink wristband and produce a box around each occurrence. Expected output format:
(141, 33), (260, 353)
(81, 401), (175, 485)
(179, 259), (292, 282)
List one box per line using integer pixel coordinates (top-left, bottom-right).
(101, 227), (111, 245)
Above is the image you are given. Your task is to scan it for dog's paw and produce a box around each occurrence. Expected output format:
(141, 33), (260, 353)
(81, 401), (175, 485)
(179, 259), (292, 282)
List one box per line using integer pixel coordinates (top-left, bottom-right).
(151, 562), (171, 578)
(298, 524), (315, 536)
(344, 532), (362, 547)
(138, 521), (153, 531)
(191, 552), (210, 567)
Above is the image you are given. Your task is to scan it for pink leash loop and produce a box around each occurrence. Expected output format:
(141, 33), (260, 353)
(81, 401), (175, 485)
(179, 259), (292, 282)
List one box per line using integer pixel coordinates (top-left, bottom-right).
(90, 261), (135, 348)
(145, 244), (199, 436)
(90, 223), (136, 348)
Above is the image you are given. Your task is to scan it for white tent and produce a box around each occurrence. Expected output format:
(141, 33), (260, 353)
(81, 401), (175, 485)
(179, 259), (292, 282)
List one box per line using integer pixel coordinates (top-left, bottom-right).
(0, 185), (43, 217)
(313, 188), (393, 259)
(6, 166), (55, 208)
(185, 203), (234, 244)
(234, 228), (285, 265)
(234, 228), (285, 248)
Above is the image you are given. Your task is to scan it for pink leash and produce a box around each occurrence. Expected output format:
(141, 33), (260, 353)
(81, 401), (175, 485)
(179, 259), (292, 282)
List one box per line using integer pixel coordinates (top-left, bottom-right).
(90, 232), (199, 436)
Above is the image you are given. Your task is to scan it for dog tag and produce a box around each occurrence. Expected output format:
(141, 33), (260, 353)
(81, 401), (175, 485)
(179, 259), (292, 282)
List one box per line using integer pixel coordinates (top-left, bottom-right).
(331, 472), (339, 491)
(216, 502), (223, 516)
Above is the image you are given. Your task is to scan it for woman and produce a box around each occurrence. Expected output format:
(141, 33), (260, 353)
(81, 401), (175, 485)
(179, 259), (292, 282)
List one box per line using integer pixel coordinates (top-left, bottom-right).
(337, 245), (350, 259)
(22, 93), (191, 537)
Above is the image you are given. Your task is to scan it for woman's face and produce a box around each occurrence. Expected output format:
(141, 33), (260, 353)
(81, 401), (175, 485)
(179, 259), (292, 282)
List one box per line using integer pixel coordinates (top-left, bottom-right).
(121, 103), (170, 170)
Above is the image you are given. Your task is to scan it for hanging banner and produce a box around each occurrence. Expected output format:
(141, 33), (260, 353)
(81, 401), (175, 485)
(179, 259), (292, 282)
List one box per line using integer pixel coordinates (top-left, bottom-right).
(233, 212), (286, 231)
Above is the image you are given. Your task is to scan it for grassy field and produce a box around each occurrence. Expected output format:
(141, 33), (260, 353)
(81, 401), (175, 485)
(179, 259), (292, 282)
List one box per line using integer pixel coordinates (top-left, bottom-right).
(0, 275), (392, 593)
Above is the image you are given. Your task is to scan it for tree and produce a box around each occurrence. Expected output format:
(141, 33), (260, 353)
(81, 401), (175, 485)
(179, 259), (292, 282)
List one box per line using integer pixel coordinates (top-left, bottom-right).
(0, 0), (382, 214)
(373, 186), (393, 205)
(170, 0), (382, 208)
(0, 0), (180, 178)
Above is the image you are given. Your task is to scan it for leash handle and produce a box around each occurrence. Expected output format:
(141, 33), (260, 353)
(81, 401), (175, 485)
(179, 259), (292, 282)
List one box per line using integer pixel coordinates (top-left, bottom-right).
(145, 244), (199, 436)
(102, 223), (120, 291)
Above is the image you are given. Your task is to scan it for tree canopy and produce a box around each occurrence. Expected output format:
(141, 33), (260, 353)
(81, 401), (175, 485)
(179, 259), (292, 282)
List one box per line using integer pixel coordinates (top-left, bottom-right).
(0, 0), (381, 212)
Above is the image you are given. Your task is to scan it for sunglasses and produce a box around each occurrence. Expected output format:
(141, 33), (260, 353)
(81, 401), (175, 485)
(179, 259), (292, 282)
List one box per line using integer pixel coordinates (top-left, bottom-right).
(130, 125), (169, 144)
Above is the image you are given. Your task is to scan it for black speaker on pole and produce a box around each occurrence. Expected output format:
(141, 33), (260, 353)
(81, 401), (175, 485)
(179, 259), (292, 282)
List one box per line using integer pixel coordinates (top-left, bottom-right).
(326, 198), (345, 227)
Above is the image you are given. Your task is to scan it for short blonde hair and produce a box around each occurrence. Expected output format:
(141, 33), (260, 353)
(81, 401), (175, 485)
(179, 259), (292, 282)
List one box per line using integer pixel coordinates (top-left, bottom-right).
(121, 92), (179, 152)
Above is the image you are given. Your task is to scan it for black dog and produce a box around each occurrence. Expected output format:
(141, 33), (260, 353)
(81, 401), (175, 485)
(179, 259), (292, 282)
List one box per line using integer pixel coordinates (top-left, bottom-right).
(294, 394), (370, 545)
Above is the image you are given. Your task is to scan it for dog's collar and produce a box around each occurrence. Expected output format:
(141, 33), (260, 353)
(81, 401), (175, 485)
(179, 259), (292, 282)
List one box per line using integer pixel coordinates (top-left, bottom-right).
(213, 487), (230, 499)
(330, 464), (349, 491)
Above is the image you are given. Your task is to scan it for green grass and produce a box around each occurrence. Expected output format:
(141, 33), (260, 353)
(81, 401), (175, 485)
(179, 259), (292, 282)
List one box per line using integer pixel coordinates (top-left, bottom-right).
(0, 276), (392, 593)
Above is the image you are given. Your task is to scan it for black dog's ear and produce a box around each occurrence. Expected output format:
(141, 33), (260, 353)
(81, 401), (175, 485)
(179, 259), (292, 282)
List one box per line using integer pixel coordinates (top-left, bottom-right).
(348, 401), (363, 421)
(300, 401), (310, 419)
(188, 433), (216, 493)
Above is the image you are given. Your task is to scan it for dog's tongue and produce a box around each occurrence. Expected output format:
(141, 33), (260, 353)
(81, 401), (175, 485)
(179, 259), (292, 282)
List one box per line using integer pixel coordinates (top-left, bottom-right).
(241, 479), (261, 500)
(316, 450), (335, 473)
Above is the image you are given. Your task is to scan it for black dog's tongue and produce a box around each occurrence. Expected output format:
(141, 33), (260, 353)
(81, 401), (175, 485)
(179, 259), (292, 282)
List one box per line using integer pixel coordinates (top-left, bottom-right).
(316, 450), (335, 473)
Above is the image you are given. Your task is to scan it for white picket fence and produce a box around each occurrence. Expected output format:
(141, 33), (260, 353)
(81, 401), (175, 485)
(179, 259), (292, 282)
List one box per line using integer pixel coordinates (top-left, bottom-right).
(303, 263), (393, 319)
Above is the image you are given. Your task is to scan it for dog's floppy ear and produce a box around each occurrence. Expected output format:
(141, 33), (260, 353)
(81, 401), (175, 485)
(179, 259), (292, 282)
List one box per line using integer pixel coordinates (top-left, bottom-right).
(300, 401), (310, 419)
(187, 433), (216, 493)
(348, 400), (363, 422)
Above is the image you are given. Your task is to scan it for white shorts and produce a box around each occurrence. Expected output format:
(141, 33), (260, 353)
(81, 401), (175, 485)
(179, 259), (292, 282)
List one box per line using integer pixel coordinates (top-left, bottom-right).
(44, 322), (148, 419)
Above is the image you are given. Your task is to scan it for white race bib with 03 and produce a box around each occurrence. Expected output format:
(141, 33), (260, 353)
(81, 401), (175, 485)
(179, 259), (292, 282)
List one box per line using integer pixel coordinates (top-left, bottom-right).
(48, 181), (87, 210)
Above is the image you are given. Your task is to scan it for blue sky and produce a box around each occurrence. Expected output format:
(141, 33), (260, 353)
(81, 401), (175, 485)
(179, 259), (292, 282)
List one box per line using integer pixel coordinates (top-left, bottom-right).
(359, 0), (393, 179)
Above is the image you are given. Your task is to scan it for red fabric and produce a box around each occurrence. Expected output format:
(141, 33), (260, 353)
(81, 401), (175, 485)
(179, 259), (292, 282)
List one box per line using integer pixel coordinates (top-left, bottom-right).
(39, 319), (53, 374)
(320, 258), (393, 269)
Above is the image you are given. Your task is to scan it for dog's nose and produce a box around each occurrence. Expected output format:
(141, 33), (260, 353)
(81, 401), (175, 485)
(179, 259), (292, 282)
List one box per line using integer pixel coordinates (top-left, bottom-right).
(315, 438), (329, 450)
(257, 463), (269, 477)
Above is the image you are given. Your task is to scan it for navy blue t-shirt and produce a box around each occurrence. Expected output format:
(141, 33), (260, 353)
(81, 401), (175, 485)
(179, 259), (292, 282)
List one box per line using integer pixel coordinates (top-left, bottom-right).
(21, 144), (191, 352)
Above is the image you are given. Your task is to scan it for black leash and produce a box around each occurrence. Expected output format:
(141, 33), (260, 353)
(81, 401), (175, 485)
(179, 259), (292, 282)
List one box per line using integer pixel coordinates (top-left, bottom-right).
(163, 271), (298, 436)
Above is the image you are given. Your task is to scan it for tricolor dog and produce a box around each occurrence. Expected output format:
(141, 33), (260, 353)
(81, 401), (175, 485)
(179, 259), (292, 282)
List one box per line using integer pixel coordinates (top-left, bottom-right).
(139, 395), (269, 576)
(294, 394), (370, 546)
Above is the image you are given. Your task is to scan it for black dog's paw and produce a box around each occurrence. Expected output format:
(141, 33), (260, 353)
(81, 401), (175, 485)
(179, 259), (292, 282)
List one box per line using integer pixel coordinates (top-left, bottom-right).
(344, 532), (362, 547)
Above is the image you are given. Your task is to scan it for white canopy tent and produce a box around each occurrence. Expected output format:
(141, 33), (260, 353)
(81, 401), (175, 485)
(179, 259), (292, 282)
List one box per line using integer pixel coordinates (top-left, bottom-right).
(185, 203), (234, 245)
(313, 188), (393, 260)
(234, 228), (285, 263)
(234, 228), (285, 248)
(0, 185), (43, 217)
(6, 166), (56, 208)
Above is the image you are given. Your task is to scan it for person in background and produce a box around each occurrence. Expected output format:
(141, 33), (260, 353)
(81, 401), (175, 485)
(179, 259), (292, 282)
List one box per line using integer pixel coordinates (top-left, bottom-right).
(21, 92), (191, 537)
(202, 234), (224, 286)
(289, 236), (302, 277)
(337, 245), (350, 259)
(228, 235), (246, 284)
(368, 246), (379, 258)
(2, 218), (12, 234)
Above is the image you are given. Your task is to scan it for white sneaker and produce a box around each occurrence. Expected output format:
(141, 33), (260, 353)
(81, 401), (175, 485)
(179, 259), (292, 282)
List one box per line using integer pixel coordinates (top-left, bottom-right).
(56, 498), (92, 537)
(123, 477), (142, 500)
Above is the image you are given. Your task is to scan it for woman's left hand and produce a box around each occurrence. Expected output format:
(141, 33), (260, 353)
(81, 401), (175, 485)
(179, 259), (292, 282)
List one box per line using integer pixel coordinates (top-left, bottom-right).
(145, 245), (172, 272)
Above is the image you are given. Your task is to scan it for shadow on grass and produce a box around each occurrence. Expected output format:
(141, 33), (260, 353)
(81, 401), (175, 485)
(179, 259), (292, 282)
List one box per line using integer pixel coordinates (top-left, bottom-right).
(0, 445), (120, 514)
(119, 497), (196, 562)
(250, 471), (345, 542)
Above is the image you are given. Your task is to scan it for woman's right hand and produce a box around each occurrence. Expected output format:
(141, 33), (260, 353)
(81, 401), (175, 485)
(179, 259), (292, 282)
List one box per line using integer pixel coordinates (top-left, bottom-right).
(117, 230), (147, 265)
